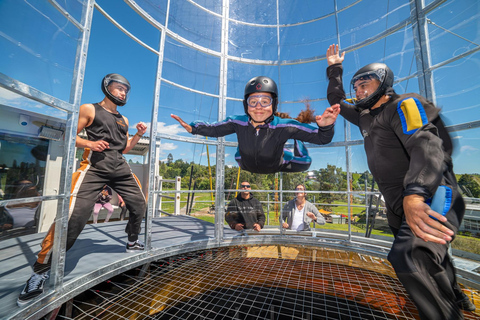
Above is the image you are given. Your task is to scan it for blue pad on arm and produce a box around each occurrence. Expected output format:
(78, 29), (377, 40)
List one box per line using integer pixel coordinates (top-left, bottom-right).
(426, 185), (452, 217)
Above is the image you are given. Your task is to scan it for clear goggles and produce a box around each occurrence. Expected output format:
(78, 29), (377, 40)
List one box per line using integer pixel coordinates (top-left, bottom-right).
(350, 69), (386, 92)
(246, 95), (273, 108)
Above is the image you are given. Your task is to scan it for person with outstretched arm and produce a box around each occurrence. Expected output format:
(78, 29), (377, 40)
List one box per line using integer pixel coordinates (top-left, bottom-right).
(172, 76), (340, 174)
(326, 44), (474, 319)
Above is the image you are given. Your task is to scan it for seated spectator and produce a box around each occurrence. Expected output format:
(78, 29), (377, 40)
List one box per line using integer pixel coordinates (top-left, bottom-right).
(281, 184), (325, 231)
(225, 181), (265, 232)
(93, 185), (114, 223)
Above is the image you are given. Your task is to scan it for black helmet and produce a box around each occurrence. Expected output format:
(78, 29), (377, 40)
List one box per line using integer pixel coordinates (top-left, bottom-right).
(243, 76), (278, 122)
(101, 73), (131, 106)
(350, 63), (394, 110)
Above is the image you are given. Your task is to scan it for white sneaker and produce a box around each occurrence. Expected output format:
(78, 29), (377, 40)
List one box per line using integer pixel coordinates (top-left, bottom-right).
(126, 240), (145, 253)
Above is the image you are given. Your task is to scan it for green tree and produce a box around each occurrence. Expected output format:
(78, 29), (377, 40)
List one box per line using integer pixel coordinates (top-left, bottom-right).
(459, 174), (480, 198)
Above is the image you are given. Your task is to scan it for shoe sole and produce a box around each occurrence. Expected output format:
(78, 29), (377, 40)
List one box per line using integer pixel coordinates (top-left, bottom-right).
(17, 296), (39, 307)
(126, 248), (144, 253)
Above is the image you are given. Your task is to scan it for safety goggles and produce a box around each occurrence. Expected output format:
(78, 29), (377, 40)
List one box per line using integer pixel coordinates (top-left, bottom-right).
(246, 95), (273, 108)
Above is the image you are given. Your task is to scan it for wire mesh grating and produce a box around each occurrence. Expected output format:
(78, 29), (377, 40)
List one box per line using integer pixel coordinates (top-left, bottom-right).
(64, 245), (480, 320)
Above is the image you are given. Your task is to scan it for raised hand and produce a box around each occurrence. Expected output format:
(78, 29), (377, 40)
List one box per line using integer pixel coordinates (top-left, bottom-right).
(316, 104), (340, 127)
(171, 114), (192, 133)
(136, 122), (148, 136)
(326, 44), (345, 66)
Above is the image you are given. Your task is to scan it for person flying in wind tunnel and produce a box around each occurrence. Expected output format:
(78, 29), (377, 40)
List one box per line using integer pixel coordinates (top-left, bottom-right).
(171, 76), (340, 174)
(326, 44), (474, 319)
(17, 73), (148, 306)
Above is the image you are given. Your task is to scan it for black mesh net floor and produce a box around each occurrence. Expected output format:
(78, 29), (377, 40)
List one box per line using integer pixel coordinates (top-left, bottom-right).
(64, 245), (480, 320)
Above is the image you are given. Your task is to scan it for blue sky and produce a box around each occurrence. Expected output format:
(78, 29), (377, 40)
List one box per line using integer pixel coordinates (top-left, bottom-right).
(0, 0), (479, 173)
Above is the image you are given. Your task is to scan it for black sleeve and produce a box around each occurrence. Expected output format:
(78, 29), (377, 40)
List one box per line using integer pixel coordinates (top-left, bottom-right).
(279, 119), (334, 145)
(326, 63), (360, 126)
(190, 117), (237, 137)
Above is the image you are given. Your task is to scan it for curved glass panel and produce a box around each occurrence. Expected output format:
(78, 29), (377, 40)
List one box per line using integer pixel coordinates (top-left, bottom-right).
(83, 9), (158, 133)
(338, 0), (410, 49)
(227, 61), (279, 98)
(279, 17), (336, 61)
(51, 0), (85, 22)
(163, 37), (220, 95)
(159, 82), (219, 133)
(228, 21), (278, 60)
(433, 52), (480, 125)
(168, 0), (222, 51)
(279, 61), (329, 103)
(278, 0), (334, 23)
(1, 1), (480, 319)
(95, 0), (161, 50)
(0, 0), (82, 101)
(230, 0), (277, 24)
(135, 0), (168, 26)
(427, 0), (480, 66)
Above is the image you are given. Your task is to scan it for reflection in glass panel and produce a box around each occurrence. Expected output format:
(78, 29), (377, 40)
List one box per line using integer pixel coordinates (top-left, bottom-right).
(0, 133), (47, 202)
(168, 0), (222, 51)
(0, 199), (43, 241)
(0, 1), (82, 101)
(0, 132), (49, 240)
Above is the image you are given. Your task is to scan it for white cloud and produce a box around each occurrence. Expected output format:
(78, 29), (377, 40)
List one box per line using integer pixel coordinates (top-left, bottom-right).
(460, 145), (478, 152)
(159, 142), (177, 151)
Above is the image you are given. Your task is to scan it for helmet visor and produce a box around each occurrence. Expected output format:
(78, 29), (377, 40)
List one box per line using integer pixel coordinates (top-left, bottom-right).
(104, 76), (130, 103)
(350, 69), (386, 102)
